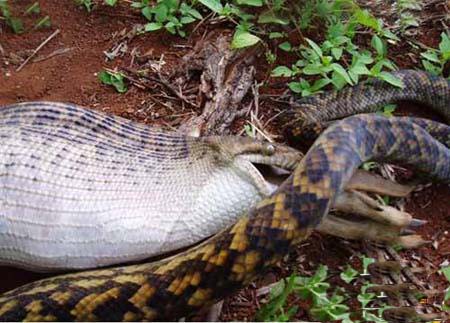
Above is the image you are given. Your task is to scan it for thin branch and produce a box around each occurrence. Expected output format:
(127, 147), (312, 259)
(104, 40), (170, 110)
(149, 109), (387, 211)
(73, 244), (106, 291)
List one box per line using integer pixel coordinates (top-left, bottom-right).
(16, 29), (60, 72)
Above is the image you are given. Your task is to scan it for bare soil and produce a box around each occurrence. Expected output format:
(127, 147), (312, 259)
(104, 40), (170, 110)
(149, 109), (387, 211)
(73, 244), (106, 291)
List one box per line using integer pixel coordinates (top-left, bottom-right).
(0, 1), (449, 322)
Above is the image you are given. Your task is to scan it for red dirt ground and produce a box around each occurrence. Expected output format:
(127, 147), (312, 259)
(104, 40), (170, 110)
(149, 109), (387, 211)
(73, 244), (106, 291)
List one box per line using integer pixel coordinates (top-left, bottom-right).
(0, 1), (449, 321)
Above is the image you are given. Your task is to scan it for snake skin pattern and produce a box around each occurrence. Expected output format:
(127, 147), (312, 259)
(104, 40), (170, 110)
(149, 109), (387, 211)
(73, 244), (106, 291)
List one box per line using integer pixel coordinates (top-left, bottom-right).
(0, 70), (448, 321)
(284, 70), (450, 125)
(0, 114), (448, 321)
(0, 102), (301, 271)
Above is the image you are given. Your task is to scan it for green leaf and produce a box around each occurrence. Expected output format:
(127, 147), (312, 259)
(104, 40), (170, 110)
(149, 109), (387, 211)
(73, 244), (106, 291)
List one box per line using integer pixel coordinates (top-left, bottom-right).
(198, 0), (223, 14)
(141, 6), (153, 20)
(271, 66), (293, 77)
(278, 41), (292, 52)
(378, 72), (404, 88)
(98, 70), (127, 93)
(331, 63), (353, 85)
(180, 3), (202, 19)
(422, 60), (441, 75)
(420, 51), (440, 63)
(75, 0), (93, 12)
(321, 55), (332, 66)
(131, 1), (145, 9)
(154, 4), (168, 22)
(354, 9), (380, 31)
(145, 22), (163, 31)
(362, 162), (377, 171)
(236, 0), (262, 6)
(164, 21), (177, 34)
(361, 256), (375, 274)
(331, 72), (347, 90)
(25, 2), (40, 14)
(350, 63), (370, 76)
(256, 274), (298, 321)
(310, 78), (331, 92)
(357, 292), (375, 308)
(371, 35), (386, 57)
(331, 47), (343, 60)
(268, 32), (284, 39)
(33, 15), (51, 29)
(288, 81), (305, 94)
(439, 32), (450, 60)
(381, 103), (396, 117)
(305, 38), (323, 57)
(257, 11), (289, 25)
(104, 0), (117, 6)
(381, 29), (399, 42)
(180, 16), (196, 24)
(231, 31), (261, 49)
(311, 265), (328, 283)
(7, 17), (24, 34)
(340, 265), (359, 284)
(356, 51), (374, 64)
(364, 312), (388, 323)
(303, 63), (324, 75)
(441, 266), (450, 281)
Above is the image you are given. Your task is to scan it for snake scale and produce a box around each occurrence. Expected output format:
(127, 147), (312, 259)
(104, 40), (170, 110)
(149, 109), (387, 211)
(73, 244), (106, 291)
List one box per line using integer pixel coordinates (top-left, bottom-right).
(0, 70), (449, 321)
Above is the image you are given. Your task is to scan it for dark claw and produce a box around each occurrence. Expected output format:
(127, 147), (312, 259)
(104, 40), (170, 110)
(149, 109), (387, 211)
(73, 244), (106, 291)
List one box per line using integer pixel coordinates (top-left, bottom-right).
(400, 228), (416, 235)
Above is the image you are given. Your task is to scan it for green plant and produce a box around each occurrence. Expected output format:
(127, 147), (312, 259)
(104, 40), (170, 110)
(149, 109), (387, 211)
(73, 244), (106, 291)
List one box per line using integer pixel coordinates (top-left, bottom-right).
(0, 0), (24, 33)
(133, 0), (202, 37)
(421, 32), (450, 77)
(256, 274), (299, 321)
(33, 15), (51, 29)
(24, 2), (41, 15)
(75, 0), (94, 12)
(271, 1), (402, 97)
(441, 266), (450, 311)
(396, 0), (422, 33)
(258, 265), (354, 322)
(340, 265), (359, 284)
(256, 255), (401, 322)
(2, 1), (50, 33)
(357, 283), (390, 323)
(98, 70), (128, 93)
(379, 103), (396, 117)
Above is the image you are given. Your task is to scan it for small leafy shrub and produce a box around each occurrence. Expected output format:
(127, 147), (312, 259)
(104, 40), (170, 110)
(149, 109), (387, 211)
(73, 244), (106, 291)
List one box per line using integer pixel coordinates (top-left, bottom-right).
(271, 2), (403, 96)
(396, 0), (422, 33)
(133, 0), (202, 37)
(258, 265), (353, 322)
(74, 0), (94, 12)
(1, 1), (51, 33)
(421, 32), (450, 77)
(441, 266), (450, 311)
(257, 256), (396, 323)
(77, 0), (409, 98)
(98, 70), (128, 93)
(0, 0), (24, 33)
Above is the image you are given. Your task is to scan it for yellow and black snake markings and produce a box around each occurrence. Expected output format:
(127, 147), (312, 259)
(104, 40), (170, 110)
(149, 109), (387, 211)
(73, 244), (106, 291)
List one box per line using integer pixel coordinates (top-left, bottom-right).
(0, 113), (449, 321)
(0, 70), (449, 321)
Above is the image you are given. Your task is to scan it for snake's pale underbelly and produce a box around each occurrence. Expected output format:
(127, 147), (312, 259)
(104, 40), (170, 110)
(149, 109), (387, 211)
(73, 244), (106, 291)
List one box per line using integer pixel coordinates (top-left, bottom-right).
(0, 102), (270, 271)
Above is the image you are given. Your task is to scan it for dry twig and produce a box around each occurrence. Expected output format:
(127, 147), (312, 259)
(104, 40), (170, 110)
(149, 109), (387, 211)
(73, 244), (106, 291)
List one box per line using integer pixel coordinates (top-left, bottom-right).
(16, 29), (60, 72)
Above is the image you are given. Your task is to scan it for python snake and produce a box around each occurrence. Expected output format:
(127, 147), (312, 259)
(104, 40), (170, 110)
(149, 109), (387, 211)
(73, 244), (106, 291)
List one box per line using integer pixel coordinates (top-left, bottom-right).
(0, 101), (305, 271)
(0, 70), (449, 321)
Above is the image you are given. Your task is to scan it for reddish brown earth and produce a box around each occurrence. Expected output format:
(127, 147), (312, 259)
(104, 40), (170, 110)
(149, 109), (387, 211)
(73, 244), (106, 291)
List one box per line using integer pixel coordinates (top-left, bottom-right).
(0, 1), (449, 322)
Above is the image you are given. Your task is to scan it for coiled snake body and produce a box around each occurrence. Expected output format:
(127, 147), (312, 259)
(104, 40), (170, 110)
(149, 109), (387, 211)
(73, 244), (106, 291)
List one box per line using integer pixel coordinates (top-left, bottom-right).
(0, 70), (449, 321)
